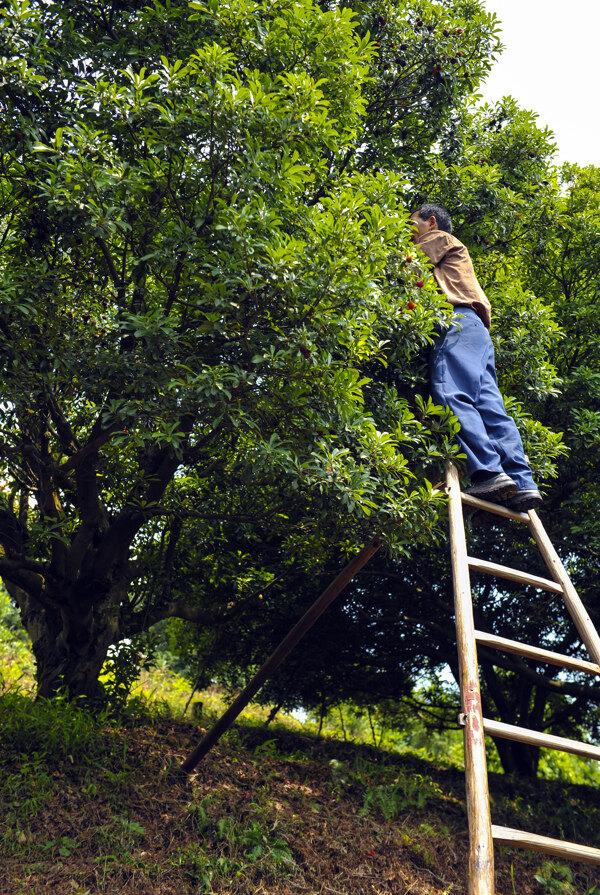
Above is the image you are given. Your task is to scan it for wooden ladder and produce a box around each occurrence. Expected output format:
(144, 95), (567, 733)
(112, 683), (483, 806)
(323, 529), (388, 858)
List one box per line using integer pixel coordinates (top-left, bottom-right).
(445, 462), (600, 894)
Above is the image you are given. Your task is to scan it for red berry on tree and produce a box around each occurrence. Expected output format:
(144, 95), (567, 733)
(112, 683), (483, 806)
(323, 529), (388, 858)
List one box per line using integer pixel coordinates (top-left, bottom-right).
(415, 279), (424, 287)
(407, 301), (415, 310)
(405, 255), (413, 263)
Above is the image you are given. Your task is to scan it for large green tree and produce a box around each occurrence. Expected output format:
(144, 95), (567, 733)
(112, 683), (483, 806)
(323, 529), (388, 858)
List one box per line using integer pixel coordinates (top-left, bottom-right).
(0, 0), (510, 699)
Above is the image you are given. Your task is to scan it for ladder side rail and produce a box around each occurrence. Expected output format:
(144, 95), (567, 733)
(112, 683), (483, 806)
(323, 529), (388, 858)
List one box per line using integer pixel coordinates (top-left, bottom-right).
(482, 718), (600, 762)
(527, 510), (600, 665)
(474, 630), (600, 676)
(446, 463), (494, 895)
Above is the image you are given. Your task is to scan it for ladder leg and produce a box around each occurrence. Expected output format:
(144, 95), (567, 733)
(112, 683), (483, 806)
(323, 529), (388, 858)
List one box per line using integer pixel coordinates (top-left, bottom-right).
(446, 463), (495, 894)
(527, 510), (600, 665)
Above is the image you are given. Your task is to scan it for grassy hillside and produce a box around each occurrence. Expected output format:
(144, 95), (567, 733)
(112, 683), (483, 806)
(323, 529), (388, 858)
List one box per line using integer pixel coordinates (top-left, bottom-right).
(1, 684), (600, 895)
(1, 600), (600, 894)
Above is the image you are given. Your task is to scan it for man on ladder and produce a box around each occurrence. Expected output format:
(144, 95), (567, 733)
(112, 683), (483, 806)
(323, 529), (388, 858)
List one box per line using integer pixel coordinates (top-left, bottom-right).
(411, 203), (542, 512)
(411, 206), (600, 890)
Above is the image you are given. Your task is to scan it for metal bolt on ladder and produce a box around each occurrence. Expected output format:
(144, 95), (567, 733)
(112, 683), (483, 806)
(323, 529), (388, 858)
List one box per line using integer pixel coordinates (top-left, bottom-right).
(446, 462), (600, 895)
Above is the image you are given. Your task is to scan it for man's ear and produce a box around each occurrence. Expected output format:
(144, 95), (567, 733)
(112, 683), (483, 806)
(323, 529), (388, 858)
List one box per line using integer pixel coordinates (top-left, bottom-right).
(428, 215), (438, 230)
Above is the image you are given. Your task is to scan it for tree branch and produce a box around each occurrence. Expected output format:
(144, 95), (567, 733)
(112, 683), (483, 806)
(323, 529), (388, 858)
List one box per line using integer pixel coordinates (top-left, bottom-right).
(59, 427), (118, 475)
(0, 555), (49, 596)
(95, 235), (123, 287)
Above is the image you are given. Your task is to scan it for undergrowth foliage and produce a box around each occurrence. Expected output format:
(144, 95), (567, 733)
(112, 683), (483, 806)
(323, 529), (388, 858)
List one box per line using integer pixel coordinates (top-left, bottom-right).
(1, 618), (600, 895)
(1, 683), (600, 895)
(0, 688), (106, 762)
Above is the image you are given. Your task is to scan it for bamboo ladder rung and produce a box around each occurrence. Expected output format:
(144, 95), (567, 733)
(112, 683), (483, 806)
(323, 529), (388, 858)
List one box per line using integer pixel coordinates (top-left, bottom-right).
(460, 492), (530, 523)
(491, 825), (600, 866)
(467, 556), (564, 594)
(482, 718), (600, 762)
(474, 630), (600, 676)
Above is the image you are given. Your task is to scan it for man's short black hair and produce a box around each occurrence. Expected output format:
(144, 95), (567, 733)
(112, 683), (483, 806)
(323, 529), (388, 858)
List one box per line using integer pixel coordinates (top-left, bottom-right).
(415, 203), (453, 233)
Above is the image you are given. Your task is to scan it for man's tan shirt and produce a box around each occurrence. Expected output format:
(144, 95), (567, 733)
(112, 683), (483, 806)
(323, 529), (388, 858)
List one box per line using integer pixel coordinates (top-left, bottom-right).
(415, 230), (492, 330)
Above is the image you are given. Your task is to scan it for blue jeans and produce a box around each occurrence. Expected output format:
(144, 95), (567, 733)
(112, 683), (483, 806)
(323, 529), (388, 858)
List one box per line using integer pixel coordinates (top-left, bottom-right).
(429, 308), (537, 491)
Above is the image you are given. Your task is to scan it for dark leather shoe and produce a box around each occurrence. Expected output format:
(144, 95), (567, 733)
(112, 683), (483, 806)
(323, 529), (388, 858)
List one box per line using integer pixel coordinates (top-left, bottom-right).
(506, 489), (543, 511)
(465, 473), (517, 503)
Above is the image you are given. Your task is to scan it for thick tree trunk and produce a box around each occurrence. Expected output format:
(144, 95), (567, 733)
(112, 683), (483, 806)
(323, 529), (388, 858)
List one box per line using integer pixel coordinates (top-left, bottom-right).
(8, 580), (121, 703)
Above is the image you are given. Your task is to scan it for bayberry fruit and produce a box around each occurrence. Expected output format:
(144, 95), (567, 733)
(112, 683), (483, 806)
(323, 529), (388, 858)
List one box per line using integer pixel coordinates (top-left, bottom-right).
(407, 301), (416, 309)
(415, 280), (424, 288)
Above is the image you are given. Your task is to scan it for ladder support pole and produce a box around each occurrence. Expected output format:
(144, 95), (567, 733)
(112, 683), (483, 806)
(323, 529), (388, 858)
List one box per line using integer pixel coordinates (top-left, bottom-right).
(446, 463), (495, 894)
(181, 537), (381, 773)
(527, 511), (600, 665)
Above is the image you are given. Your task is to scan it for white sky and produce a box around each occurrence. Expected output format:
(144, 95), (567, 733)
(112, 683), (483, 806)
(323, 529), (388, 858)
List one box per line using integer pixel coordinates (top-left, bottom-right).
(480, 0), (599, 167)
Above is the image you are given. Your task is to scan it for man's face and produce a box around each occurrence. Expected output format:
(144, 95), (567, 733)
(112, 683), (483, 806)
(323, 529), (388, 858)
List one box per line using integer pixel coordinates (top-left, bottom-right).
(410, 212), (437, 244)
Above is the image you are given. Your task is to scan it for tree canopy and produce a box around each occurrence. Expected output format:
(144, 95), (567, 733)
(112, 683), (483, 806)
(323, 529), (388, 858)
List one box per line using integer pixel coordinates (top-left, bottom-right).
(1, 0), (596, 779)
(0, 0), (495, 699)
